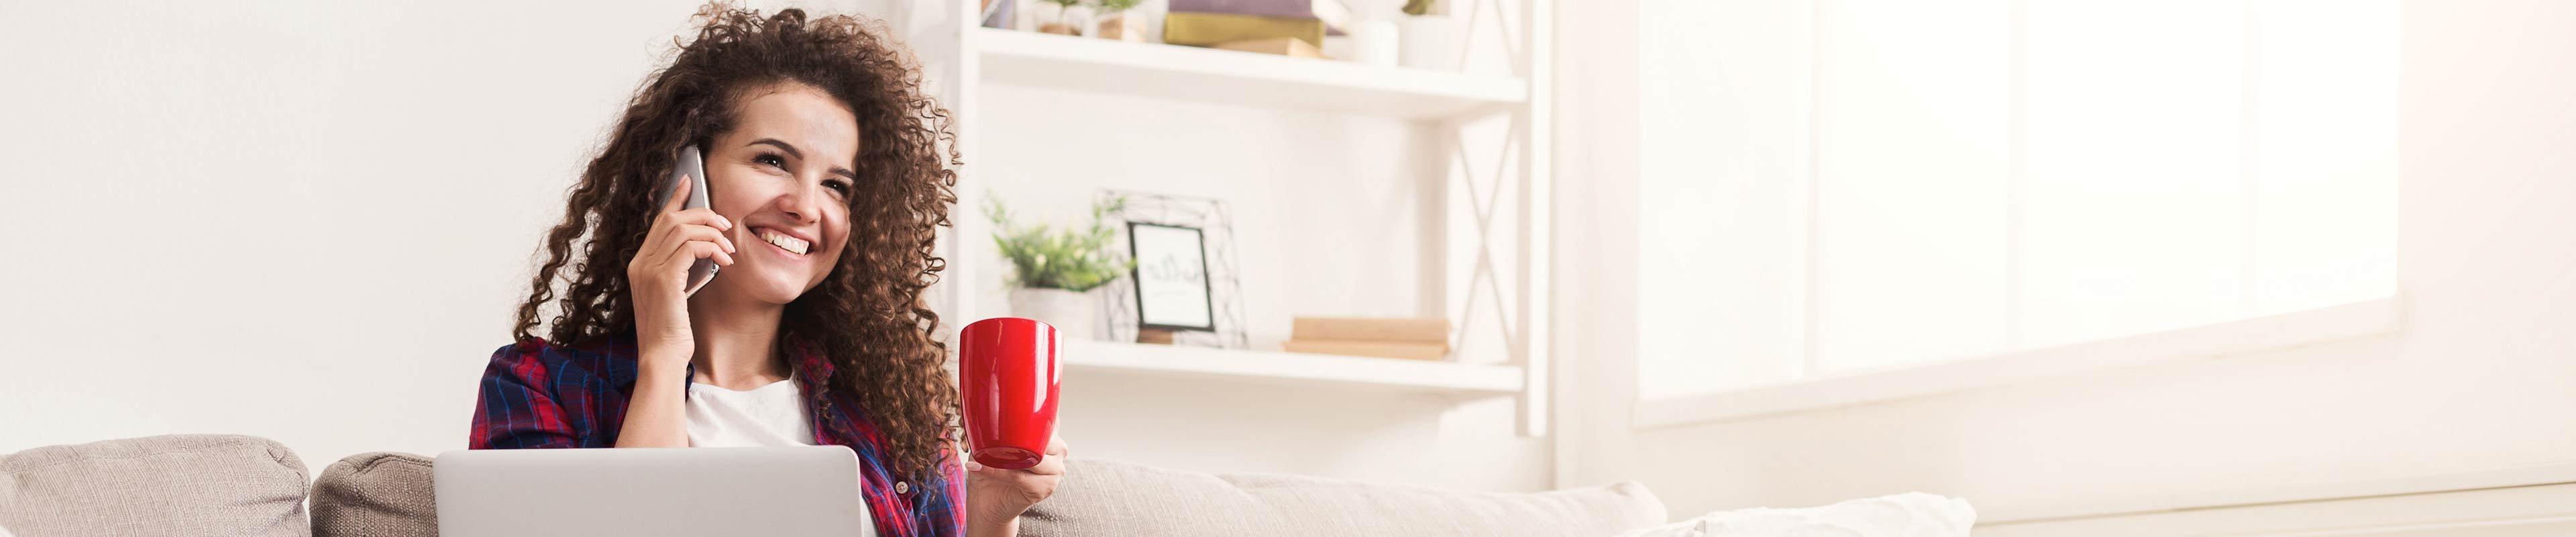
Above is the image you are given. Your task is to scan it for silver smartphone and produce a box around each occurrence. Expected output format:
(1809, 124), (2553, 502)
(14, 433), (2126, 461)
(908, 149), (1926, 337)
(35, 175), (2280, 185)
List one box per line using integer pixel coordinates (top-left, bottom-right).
(655, 146), (718, 296)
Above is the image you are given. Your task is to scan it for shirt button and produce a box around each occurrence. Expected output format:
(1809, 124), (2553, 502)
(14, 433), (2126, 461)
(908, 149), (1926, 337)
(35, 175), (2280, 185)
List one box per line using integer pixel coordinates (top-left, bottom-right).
(895, 481), (910, 494)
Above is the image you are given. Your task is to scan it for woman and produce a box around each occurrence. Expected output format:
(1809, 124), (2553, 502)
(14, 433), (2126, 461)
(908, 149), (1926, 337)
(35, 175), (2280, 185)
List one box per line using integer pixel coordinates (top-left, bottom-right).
(467, 5), (1061, 536)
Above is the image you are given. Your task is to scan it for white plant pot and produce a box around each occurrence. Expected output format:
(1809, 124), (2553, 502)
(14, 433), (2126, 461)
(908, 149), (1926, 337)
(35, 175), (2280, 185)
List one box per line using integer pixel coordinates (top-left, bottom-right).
(1397, 15), (1463, 71)
(1348, 19), (1401, 66)
(1008, 287), (1099, 341)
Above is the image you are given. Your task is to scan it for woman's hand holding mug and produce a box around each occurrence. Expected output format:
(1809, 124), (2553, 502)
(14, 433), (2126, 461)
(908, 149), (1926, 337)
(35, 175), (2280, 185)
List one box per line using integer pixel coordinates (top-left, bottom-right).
(959, 318), (1067, 536)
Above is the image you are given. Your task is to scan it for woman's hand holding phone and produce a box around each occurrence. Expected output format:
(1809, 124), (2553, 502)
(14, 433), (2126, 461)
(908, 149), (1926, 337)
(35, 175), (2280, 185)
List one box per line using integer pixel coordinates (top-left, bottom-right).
(627, 177), (737, 371)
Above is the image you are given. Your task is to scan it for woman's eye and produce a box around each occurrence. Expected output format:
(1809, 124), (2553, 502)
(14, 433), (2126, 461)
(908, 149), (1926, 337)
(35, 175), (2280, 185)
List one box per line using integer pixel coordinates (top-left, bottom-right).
(755, 154), (786, 168)
(824, 179), (852, 195)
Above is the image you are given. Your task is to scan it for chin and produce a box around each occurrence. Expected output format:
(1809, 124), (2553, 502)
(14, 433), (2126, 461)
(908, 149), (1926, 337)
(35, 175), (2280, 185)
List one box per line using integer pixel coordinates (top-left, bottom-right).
(741, 277), (814, 305)
(708, 266), (821, 305)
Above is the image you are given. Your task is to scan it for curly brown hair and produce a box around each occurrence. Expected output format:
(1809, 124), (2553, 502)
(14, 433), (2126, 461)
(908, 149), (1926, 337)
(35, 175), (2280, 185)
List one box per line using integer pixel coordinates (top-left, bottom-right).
(509, 3), (960, 480)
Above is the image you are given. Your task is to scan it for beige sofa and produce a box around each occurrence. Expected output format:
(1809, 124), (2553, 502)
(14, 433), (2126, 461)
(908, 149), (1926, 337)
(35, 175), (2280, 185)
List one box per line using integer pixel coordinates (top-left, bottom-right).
(0, 434), (1667, 536)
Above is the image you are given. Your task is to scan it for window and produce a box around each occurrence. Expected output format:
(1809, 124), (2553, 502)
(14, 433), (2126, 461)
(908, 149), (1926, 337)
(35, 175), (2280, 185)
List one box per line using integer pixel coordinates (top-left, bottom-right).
(1637, 0), (2398, 399)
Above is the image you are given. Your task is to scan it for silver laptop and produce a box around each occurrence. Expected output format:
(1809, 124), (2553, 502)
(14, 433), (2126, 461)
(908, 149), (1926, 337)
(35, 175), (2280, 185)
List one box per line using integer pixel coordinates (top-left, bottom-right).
(434, 446), (871, 536)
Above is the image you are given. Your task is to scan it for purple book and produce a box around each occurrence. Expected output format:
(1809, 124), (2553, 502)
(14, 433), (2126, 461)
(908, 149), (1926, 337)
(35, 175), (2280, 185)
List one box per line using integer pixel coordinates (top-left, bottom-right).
(1169, 0), (1334, 19)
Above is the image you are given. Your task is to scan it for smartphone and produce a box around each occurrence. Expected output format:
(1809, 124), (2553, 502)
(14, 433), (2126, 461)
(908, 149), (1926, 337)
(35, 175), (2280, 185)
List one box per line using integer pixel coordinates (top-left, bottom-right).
(656, 146), (719, 296)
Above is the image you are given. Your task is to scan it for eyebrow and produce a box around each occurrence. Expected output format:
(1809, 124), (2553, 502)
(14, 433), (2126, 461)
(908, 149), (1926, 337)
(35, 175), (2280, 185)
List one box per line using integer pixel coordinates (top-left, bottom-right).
(749, 138), (858, 180)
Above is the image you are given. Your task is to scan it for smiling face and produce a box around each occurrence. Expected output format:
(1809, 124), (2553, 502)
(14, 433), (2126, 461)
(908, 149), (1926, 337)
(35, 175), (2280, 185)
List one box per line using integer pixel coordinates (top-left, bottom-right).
(696, 82), (859, 306)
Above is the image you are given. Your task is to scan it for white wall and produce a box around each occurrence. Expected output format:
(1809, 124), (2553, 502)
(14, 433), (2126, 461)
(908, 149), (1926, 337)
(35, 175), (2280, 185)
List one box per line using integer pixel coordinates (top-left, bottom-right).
(1554, 0), (2576, 524)
(0, 0), (876, 473)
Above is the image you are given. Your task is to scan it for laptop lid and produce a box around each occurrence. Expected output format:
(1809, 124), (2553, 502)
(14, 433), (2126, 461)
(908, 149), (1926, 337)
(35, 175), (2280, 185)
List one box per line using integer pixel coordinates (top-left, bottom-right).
(433, 446), (871, 537)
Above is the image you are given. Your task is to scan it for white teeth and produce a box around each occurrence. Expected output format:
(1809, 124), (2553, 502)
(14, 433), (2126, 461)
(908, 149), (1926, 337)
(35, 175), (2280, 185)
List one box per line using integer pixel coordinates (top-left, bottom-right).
(759, 230), (810, 255)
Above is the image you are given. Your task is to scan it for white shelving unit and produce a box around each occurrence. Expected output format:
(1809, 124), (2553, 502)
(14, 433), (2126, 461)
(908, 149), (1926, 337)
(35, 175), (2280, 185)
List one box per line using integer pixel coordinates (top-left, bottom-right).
(975, 28), (1527, 119)
(1063, 340), (1525, 396)
(901, 0), (1553, 436)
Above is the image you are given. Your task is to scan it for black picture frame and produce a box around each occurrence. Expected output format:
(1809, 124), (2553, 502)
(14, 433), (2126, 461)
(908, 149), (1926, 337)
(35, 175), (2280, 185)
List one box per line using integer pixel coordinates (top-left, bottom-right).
(1126, 222), (1216, 332)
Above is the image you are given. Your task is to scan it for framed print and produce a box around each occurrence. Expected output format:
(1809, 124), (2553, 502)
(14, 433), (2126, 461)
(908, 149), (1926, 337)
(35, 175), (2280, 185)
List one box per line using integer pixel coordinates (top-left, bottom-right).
(1098, 189), (1245, 348)
(1128, 222), (1215, 331)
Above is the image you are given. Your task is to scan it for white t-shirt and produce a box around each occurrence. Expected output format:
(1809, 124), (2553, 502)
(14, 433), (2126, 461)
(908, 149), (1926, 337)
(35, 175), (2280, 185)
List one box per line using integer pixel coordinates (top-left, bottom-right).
(685, 375), (818, 447)
(682, 375), (876, 536)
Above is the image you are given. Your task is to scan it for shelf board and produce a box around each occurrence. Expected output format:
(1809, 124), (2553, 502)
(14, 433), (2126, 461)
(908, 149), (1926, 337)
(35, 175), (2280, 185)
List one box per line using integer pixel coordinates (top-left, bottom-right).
(973, 28), (1527, 119)
(1060, 340), (1524, 396)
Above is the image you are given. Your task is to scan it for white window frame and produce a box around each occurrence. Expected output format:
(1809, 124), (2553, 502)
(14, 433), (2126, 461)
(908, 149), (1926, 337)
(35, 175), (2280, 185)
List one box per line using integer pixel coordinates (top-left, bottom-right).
(1636, 295), (2402, 428)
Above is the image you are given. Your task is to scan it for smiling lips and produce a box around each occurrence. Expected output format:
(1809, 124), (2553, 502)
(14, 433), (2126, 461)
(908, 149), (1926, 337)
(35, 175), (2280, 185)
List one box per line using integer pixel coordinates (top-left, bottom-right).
(757, 228), (812, 255)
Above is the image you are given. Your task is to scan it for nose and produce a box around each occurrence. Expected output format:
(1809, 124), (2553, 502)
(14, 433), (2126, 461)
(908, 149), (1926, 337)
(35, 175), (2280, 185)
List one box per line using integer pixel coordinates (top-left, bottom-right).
(775, 177), (824, 224)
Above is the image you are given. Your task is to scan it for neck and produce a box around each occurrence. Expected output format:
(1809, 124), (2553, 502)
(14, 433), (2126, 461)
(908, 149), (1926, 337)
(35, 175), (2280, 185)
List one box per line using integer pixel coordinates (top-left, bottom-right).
(684, 285), (791, 390)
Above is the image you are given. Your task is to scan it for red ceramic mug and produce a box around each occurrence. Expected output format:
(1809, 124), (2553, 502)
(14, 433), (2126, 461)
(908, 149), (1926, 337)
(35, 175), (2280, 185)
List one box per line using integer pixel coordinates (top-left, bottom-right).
(959, 317), (1062, 470)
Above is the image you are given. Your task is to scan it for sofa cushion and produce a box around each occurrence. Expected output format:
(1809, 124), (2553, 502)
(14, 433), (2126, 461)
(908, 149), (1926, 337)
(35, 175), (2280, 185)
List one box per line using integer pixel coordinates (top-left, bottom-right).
(310, 452), (437, 537)
(1020, 457), (1666, 536)
(0, 434), (310, 537)
(1614, 492), (1976, 537)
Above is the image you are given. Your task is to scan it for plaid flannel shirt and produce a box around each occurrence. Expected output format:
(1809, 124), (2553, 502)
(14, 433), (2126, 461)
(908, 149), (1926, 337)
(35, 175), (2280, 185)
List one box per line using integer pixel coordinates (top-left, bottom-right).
(468, 334), (963, 536)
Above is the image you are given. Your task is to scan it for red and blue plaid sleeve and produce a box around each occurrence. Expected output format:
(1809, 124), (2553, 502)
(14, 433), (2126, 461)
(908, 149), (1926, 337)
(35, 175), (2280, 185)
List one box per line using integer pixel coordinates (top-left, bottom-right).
(924, 445), (967, 536)
(470, 342), (578, 450)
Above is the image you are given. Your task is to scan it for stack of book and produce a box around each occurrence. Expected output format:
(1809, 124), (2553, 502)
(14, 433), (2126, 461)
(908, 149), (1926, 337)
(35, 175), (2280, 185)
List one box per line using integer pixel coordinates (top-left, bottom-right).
(1283, 316), (1450, 360)
(1164, 0), (1354, 58)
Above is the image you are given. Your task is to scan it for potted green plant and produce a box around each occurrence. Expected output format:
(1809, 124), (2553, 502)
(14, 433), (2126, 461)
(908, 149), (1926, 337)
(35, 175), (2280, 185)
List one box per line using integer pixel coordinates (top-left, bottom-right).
(1036, 0), (1083, 36)
(1093, 0), (1146, 42)
(985, 194), (1132, 340)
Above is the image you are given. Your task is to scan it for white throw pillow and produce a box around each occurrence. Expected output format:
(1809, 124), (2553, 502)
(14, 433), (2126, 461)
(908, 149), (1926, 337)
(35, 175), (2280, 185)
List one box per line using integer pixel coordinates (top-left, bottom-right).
(1617, 492), (1976, 537)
